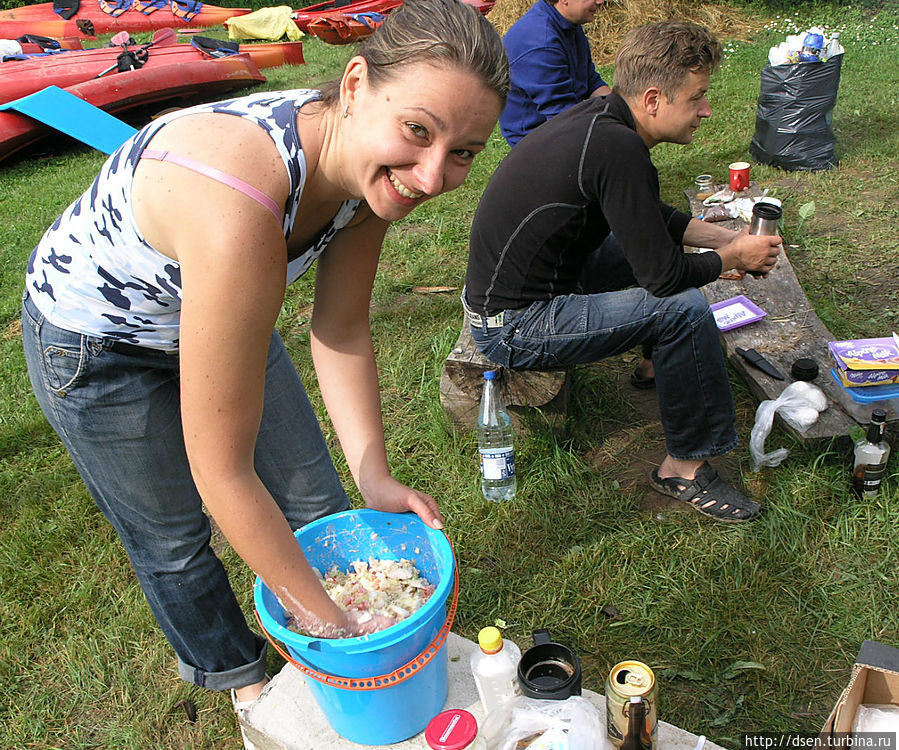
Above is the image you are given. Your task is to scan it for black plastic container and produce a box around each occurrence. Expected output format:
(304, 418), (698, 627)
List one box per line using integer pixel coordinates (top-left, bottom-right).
(517, 629), (582, 700)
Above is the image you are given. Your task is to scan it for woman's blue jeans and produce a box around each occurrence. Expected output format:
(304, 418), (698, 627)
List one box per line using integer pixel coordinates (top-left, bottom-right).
(470, 241), (738, 460)
(21, 291), (349, 690)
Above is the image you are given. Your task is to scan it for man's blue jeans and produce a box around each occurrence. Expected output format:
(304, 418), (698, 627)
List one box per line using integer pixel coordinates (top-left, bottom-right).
(469, 241), (738, 460)
(22, 291), (349, 690)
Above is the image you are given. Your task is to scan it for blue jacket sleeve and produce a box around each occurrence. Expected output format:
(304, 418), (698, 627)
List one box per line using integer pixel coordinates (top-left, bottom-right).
(512, 45), (587, 120)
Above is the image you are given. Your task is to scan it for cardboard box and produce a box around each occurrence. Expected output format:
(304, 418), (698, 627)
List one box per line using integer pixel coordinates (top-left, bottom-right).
(830, 338), (899, 388)
(822, 640), (899, 736)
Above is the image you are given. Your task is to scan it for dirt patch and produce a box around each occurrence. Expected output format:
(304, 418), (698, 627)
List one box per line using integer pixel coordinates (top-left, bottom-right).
(584, 353), (748, 519)
(3, 319), (21, 341)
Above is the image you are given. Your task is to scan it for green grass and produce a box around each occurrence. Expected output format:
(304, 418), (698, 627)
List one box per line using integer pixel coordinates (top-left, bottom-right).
(2, 6), (899, 748)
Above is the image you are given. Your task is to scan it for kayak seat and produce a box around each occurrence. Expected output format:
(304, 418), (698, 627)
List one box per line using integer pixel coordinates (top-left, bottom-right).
(99, 0), (134, 17)
(191, 35), (239, 58)
(52, 0), (80, 20)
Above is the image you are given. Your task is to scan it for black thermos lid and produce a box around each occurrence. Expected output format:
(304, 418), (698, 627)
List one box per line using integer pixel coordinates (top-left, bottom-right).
(791, 358), (819, 381)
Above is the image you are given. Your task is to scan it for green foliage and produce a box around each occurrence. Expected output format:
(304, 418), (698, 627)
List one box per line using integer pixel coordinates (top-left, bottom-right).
(2, 8), (899, 750)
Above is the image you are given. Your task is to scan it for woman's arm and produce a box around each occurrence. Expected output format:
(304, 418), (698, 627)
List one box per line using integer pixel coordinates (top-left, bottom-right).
(132, 117), (375, 637)
(310, 210), (443, 529)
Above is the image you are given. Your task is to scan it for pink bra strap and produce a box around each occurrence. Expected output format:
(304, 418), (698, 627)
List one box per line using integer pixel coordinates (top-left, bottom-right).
(141, 149), (283, 224)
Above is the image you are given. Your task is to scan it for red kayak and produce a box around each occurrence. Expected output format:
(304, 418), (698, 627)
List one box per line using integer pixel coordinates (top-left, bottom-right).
(291, 0), (400, 32)
(461, 0), (495, 14)
(306, 11), (383, 45)
(1, 34), (304, 104)
(0, 52), (265, 161)
(0, 1), (250, 38)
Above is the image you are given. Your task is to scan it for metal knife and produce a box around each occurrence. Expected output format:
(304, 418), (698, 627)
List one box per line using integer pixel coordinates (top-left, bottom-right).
(735, 347), (785, 380)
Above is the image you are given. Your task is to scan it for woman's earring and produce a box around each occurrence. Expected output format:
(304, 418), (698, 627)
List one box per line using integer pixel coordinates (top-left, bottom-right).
(343, 105), (349, 119)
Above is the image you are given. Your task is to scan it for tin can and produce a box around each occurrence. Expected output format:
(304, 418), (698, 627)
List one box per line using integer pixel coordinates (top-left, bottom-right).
(606, 661), (658, 749)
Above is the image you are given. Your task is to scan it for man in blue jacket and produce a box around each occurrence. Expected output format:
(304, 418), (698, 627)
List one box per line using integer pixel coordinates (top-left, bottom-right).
(500, 0), (611, 146)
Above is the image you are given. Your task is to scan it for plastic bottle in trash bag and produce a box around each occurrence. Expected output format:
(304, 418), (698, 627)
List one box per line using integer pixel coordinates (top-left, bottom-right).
(823, 32), (842, 61)
(799, 31), (824, 62)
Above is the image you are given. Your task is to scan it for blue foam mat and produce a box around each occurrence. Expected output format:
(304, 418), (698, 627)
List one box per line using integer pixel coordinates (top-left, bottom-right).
(0, 85), (137, 154)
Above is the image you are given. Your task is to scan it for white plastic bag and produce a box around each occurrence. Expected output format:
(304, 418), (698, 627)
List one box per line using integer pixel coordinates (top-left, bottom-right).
(490, 695), (604, 750)
(851, 703), (899, 734)
(750, 381), (828, 470)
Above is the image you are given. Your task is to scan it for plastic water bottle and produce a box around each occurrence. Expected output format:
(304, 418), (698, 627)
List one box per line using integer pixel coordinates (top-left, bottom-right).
(470, 626), (521, 716)
(477, 370), (516, 501)
(823, 31), (842, 60)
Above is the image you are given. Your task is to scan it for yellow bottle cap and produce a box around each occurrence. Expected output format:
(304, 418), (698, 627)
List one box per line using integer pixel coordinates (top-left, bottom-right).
(477, 626), (503, 653)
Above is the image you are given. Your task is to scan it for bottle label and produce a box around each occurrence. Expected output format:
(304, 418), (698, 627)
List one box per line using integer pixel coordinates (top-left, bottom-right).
(852, 462), (886, 496)
(479, 448), (515, 480)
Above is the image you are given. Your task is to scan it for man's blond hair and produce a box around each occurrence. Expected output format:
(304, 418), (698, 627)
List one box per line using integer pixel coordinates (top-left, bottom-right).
(614, 21), (721, 101)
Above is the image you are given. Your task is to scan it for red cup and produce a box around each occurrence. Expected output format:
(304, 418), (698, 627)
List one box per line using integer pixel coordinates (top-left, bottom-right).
(729, 161), (751, 192)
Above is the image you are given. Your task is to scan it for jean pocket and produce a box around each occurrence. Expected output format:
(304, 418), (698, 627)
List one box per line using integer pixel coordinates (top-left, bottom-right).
(43, 341), (90, 396)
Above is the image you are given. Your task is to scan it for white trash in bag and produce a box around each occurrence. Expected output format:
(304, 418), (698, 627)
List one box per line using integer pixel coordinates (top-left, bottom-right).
(750, 381), (828, 470)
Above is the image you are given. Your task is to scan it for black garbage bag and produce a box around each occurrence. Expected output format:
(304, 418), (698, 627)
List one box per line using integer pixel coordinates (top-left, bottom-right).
(749, 54), (842, 172)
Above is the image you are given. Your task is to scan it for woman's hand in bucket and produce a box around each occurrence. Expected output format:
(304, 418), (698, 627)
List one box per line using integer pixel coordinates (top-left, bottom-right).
(344, 610), (397, 637)
(362, 475), (443, 530)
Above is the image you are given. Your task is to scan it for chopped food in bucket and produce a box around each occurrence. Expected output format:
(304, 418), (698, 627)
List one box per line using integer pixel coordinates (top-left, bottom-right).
(286, 558), (435, 635)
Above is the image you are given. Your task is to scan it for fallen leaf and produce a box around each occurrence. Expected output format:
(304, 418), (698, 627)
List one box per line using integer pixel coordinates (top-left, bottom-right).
(175, 698), (198, 723)
(600, 604), (621, 619)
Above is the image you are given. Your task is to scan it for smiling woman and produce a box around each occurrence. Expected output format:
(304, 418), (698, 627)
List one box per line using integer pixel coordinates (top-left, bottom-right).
(19, 0), (508, 747)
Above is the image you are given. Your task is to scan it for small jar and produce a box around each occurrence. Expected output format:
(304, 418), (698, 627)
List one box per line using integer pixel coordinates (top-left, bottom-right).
(694, 174), (715, 200)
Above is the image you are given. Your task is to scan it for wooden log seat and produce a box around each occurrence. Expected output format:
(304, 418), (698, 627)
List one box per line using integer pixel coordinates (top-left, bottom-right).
(439, 323), (570, 432)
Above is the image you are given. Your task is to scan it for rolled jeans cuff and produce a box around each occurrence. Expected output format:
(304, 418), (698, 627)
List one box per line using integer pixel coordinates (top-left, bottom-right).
(178, 633), (267, 691)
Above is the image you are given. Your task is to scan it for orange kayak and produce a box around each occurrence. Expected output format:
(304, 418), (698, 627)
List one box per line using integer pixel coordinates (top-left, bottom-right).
(0, 53), (265, 162)
(1, 36), (303, 104)
(0, 1), (250, 38)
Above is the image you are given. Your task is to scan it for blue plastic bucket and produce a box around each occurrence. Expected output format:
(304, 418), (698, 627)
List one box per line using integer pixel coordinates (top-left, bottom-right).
(254, 510), (456, 745)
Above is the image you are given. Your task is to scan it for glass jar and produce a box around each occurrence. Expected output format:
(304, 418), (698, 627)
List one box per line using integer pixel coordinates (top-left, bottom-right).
(694, 174), (715, 200)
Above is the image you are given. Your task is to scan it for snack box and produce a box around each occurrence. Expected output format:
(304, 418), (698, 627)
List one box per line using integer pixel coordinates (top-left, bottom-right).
(829, 337), (899, 388)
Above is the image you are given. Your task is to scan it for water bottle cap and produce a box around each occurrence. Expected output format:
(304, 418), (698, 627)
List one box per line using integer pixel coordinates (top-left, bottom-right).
(477, 626), (503, 652)
(483, 370), (497, 381)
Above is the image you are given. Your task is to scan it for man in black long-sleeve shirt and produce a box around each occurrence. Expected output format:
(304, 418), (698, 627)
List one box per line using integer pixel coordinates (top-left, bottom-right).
(464, 21), (782, 523)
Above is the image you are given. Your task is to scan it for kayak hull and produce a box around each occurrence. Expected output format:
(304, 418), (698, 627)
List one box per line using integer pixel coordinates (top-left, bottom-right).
(1, 39), (303, 104)
(0, 2), (251, 38)
(291, 0), (400, 32)
(306, 14), (382, 45)
(0, 53), (265, 162)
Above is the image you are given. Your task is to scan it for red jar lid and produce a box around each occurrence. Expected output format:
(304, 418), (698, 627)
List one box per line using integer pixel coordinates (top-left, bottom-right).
(425, 709), (478, 750)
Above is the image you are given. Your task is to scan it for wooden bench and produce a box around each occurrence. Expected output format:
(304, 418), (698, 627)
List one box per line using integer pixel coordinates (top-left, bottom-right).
(684, 182), (894, 439)
(439, 323), (570, 432)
